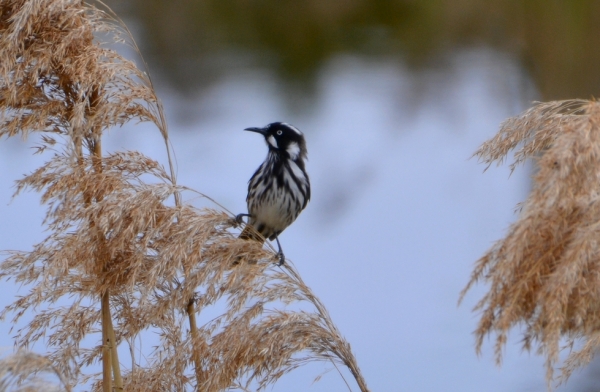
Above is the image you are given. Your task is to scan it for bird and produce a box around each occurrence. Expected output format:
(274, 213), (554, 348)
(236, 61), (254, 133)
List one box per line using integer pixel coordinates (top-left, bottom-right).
(236, 122), (311, 265)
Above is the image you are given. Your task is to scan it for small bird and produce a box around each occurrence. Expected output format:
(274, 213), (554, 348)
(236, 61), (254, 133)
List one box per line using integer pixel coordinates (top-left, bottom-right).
(237, 122), (311, 265)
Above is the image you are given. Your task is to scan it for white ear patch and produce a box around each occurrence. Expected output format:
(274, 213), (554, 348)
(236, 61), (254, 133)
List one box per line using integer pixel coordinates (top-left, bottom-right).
(287, 141), (300, 160)
(267, 135), (278, 149)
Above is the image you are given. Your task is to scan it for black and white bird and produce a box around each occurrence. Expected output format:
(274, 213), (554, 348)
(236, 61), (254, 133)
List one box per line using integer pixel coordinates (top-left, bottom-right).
(237, 122), (310, 265)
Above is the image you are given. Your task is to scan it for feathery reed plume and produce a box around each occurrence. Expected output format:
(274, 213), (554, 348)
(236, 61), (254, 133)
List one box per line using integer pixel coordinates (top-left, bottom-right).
(461, 99), (600, 388)
(0, 350), (69, 392)
(0, 0), (369, 391)
(0, 0), (171, 388)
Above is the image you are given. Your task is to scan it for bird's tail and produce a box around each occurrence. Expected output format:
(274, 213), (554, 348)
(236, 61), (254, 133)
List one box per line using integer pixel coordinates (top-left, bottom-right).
(238, 225), (265, 244)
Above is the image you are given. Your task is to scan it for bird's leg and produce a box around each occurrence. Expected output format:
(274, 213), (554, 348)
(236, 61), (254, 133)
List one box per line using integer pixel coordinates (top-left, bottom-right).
(235, 213), (251, 225)
(274, 235), (285, 266)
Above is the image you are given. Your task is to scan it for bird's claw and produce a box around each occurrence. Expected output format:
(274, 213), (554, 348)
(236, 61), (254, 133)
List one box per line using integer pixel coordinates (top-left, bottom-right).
(235, 213), (249, 225)
(276, 252), (285, 266)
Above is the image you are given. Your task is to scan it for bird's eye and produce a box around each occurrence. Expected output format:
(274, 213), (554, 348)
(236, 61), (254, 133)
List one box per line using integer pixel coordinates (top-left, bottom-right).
(276, 130), (283, 135)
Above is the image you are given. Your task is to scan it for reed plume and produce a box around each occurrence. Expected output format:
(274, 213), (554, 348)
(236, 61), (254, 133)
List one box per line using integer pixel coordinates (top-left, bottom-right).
(0, 0), (369, 391)
(462, 99), (600, 388)
(0, 350), (69, 392)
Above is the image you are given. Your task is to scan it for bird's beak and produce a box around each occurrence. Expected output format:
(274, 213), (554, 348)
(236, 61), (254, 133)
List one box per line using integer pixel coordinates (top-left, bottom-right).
(244, 126), (268, 135)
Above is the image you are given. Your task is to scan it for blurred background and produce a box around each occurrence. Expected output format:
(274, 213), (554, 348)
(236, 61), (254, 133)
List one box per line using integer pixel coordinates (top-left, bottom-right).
(3, 0), (600, 391)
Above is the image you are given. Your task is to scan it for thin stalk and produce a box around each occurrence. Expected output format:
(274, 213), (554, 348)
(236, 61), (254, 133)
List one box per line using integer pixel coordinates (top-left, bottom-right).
(101, 290), (112, 392)
(139, 56), (203, 386)
(109, 319), (123, 391)
(152, 81), (203, 385)
(88, 91), (123, 391)
(187, 299), (204, 386)
(93, 138), (123, 392)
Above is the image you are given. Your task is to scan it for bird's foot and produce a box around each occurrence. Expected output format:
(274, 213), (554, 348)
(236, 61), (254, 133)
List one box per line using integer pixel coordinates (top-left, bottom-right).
(276, 251), (285, 266)
(235, 213), (250, 226)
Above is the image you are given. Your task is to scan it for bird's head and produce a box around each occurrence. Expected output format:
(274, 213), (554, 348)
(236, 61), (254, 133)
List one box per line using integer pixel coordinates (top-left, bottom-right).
(245, 122), (307, 161)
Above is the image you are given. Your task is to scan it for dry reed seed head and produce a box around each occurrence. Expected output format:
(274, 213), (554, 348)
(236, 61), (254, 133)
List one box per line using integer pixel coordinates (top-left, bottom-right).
(195, 311), (332, 391)
(465, 99), (600, 387)
(111, 256), (363, 391)
(474, 99), (591, 171)
(0, 0), (161, 142)
(0, 350), (69, 391)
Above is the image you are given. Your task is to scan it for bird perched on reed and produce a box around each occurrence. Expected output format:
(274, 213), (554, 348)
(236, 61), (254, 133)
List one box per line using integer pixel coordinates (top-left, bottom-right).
(236, 122), (311, 265)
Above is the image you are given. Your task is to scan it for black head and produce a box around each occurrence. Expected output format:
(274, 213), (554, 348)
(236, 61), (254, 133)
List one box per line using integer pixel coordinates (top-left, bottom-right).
(244, 122), (307, 161)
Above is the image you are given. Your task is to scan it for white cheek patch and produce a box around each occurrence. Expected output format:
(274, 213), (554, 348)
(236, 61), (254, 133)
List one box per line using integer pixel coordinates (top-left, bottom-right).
(267, 135), (278, 149)
(287, 141), (300, 160)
